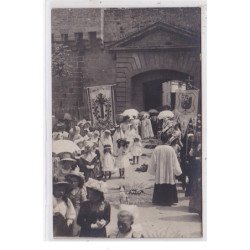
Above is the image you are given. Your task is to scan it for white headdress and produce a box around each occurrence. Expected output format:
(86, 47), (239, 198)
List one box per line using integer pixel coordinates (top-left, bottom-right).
(85, 178), (108, 193)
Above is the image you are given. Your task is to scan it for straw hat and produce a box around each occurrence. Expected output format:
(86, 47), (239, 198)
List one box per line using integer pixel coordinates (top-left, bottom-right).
(59, 152), (76, 163)
(66, 170), (85, 182)
(85, 178), (107, 193)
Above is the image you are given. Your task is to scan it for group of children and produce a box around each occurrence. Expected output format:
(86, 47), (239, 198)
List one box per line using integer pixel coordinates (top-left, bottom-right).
(52, 115), (145, 237)
(52, 111), (202, 237)
(53, 116), (144, 182)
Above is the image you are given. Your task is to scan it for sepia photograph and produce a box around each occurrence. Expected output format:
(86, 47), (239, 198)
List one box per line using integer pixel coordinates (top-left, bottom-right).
(49, 5), (205, 239)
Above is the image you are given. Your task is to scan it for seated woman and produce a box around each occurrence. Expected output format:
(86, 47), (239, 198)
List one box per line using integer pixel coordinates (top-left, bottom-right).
(53, 182), (76, 237)
(77, 178), (110, 238)
(65, 171), (87, 236)
(80, 141), (99, 181)
(53, 152), (79, 182)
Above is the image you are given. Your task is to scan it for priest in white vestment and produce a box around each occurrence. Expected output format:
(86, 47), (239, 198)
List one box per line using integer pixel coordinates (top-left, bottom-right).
(148, 131), (182, 205)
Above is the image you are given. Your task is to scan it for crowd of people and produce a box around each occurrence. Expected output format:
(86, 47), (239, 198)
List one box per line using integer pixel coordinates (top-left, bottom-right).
(52, 110), (202, 238)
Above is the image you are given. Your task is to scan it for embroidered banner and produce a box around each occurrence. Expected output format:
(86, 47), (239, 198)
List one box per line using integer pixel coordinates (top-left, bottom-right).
(87, 85), (116, 130)
(174, 90), (199, 135)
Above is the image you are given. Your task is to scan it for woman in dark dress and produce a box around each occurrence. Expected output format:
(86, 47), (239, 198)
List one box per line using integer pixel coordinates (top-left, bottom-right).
(77, 178), (110, 237)
(188, 134), (202, 217)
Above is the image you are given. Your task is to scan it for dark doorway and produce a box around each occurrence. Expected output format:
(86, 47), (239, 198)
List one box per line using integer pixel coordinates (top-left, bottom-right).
(143, 80), (162, 111)
(131, 69), (191, 111)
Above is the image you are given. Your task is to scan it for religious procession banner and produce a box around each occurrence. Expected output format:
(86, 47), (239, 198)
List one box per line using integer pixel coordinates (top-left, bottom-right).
(86, 85), (116, 130)
(174, 89), (199, 135)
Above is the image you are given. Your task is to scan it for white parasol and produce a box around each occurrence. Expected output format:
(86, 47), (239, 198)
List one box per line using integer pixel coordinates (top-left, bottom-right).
(148, 109), (159, 114)
(158, 110), (174, 120)
(139, 111), (149, 116)
(122, 109), (139, 118)
(52, 139), (80, 155)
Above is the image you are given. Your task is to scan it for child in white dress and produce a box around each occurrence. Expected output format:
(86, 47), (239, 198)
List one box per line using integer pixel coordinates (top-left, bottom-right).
(130, 137), (142, 165)
(116, 139), (130, 178)
(101, 144), (116, 180)
(112, 126), (124, 156)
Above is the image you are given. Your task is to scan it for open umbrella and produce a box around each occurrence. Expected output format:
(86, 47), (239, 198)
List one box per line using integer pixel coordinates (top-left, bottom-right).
(148, 109), (159, 114)
(122, 109), (139, 118)
(52, 140), (80, 155)
(158, 110), (174, 120)
(139, 111), (149, 116)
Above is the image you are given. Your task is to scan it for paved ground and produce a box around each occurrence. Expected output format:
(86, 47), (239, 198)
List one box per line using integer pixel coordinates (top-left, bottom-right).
(104, 139), (202, 238)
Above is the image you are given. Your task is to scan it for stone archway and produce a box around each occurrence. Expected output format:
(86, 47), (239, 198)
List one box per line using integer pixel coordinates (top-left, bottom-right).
(130, 69), (190, 111)
(113, 50), (200, 114)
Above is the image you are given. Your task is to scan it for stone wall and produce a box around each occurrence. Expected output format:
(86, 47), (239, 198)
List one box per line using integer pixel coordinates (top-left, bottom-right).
(51, 8), (102, 41)
(51, 8), (201, 119)
(104, 8), (201, 43)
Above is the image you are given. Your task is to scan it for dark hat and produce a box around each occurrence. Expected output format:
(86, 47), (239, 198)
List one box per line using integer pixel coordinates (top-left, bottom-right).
(65, 171), (85, 182)
(53, 181), (72, 191)
(117, 138), (130, 147)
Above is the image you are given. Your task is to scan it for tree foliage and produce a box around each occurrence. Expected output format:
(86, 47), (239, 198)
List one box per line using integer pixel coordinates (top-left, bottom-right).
(52, 43), (74, 78)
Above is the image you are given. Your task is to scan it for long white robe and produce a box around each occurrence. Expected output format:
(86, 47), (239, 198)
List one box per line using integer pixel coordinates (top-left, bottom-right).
(149, 145), (182, 185)
(101, 152), (116, 172)
(131, 118), (141, 135)
(141, 118), (154, 139)
(99, 135), (113, 157)
(124, 128), (138, 153)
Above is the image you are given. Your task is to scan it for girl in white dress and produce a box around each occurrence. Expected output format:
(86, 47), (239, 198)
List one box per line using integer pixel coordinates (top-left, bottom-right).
(124, 124), (137, 153)
(116, 139), (130, 178)
(130, 137), (142, 165)
(101, 144), (116, 180)
(141, 114), (154, 139)
(99, 130), (113, 158)
(113, 126), (124, 156)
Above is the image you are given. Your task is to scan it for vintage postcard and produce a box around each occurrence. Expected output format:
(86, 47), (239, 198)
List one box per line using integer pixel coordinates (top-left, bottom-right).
(46, 0), (206, 240)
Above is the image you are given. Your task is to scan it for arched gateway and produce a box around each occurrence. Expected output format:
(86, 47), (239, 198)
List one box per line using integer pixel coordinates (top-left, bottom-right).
(108, 22), (201, 114)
